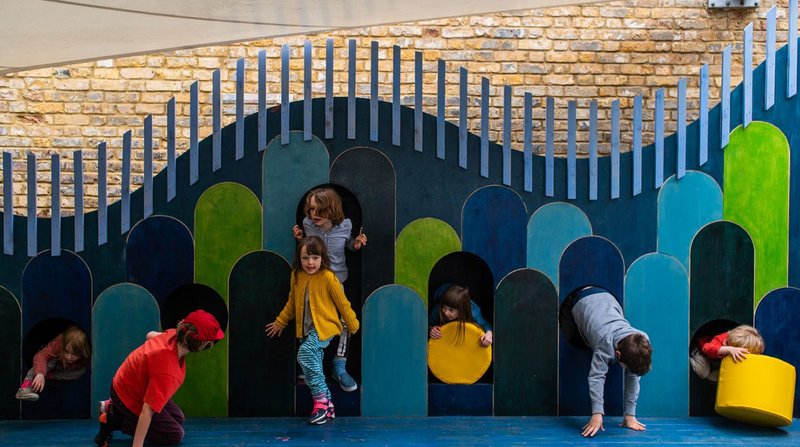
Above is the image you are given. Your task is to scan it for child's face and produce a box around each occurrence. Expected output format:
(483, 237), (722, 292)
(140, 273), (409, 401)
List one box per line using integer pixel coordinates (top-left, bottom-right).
(300, 245), (322, 275)
(63, 352), (79, 363)
(308, 196), (333, 230)
(441, 304), (459, 322)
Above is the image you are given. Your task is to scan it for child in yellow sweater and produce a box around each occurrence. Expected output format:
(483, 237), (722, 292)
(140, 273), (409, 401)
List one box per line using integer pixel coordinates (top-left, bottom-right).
(265, 236), (360, 425)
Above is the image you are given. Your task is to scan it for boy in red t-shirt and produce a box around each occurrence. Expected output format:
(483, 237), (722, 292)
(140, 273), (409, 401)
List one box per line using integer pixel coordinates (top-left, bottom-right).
(689, 324), (764, 382)
(94, 310), (224, 447)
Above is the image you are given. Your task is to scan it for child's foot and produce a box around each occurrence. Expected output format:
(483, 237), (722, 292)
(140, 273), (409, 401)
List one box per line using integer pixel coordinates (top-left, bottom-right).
(15, 387), (39, 401)
(332, 357), (358, 392)
(98, 399), (112, 415)
(94, 418), (114, 447)
(327, 401), (336, 420)
(308, 399), (329, 425)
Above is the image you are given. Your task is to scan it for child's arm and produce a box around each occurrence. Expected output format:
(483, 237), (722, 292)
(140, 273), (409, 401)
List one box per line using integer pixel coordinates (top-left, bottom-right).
(30, 336), (62, 391)
(351, 228), (367, 250)
(471, 301), (494, 346)
(292, 225), (304, 241)
(132, 402), (154, 447)
(146, 331), (161, 340)
(429, 326), (442, 339)
(718, 345), (750, 362)
(328, 276), (360, 334)
(621, 368), (645, 431)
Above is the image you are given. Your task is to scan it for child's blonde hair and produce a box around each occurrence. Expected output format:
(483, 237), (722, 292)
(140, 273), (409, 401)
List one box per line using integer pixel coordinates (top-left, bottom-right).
(304, 188), (345, 225)
(727, 325), (765, 354)
(61, 326), (91, 366)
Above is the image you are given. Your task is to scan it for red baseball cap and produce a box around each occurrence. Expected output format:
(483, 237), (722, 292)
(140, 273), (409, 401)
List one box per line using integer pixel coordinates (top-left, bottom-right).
(184, 310), (225, 341)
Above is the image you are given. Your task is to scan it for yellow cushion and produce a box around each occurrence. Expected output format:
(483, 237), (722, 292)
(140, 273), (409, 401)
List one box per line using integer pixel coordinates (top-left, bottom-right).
(715, 354), (796, 427)
(427, 322), (492, 384)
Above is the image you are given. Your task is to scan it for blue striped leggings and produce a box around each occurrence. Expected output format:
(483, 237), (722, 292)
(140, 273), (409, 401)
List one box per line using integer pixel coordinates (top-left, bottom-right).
(298, 329), (332, 400)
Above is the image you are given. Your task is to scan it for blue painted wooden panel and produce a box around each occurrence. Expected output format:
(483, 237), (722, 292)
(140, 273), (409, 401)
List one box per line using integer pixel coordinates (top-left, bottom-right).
(392, 45), (400, 147)
(370, 41), (378, 143)
(326, 39), (334, 139)
(524, 92), (533, 193)
(303, 42), (312, 142)
(167, 97), (176, 200)
(281, 45), (290, 145)
(545, 97), (554, 197)
(3, 152), (12, 255)
(589, 100), (598, 200)
(655, 88), (664, 188)
(721, 46), (731, 148)
(26, 153), (36, 256)
(121, 131), (131, 234)
(91, 283), (159, 418)
(73, 151), (83, 253)
(699, 65), (709, 166)
(743, 23), (753, 128)
(50, 154), (60, 256)
(503, 85), (511, 186)
(567, 100), (576, 200)
(212, 69), (221, 170)
(480, 77), (489, 178)
(144, 115), (153, 217)
(657, 171), (723, 270)
(459, 67), (468, 169)
(190, 81), (199, 184)
(611, 99), (620, 199)
(462, 186), (526, 289)
(97, 142), (107, 245)
(677, 79), (686, 179)
(790, 0), (798, 98)
(258, 49), (267, 151)
(625, 253), (689, 417)
(348, 39), (356, 140)
(0, 286), (20, 419)
(428, 384), (492, 416)
(437, 59), (445, 160)
(766, 7), (776, 110)
(362, 285), (427, 416)
(632, 95), (642, 196)
(415, 51), (422, 152)
(526, 202), (592, 290)
(755, 287), (800, 415)
(236, 57), (246, 155)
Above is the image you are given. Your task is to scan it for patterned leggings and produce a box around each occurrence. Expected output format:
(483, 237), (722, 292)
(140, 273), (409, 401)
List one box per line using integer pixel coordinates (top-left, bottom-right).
(298, 329), (332, 399)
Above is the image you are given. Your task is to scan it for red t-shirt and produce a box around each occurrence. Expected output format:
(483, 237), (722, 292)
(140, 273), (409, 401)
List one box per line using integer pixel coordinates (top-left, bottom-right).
(112, 329), (186, 414)
(699, 332), (728, 359)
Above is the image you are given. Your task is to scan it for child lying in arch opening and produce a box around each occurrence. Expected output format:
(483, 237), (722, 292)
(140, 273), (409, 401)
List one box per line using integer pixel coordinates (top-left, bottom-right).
(689, 324), (764, 382)
(15, 325), (91, 401)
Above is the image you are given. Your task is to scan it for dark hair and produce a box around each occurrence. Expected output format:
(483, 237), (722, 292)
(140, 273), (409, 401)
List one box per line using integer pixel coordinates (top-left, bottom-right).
(177, 320), (217, 353)
(61, 326), (91, 366)
(292, 236), (331, 280)
(616, 333), (652, 376)
(437, 284), (475, 344)
(304, 188), (345, 226)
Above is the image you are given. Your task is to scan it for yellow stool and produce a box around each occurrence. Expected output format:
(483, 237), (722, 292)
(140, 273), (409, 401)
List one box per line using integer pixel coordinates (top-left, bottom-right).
(715, 354), (796, 427)
(427, 322), (492, 384)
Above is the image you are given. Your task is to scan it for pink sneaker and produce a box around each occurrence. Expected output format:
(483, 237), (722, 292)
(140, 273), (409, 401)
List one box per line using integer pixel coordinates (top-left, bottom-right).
(327, 401), (335, 420)
(98, 399), (112, 415)
(308, 399), (328, 425)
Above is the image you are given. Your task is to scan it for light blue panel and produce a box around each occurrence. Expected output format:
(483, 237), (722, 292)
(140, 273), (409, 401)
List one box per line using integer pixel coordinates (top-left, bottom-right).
(348, 39), (356, 140)
(392, 45), (400, 147)
(50, 154), (60, 256)
(699, 65), (709, 166)
(589, 100), (598, 200)
(545, 97), (554, 197)
(790, 0), (798, 98)
(262, 132), (329, 262)
(26, 153), (35, 256)
(437, 60), (445, 160)
(190, 81), (199, 184)
(370, 41), (378, 143)
(362, 285), (427, 416)
(526, 202), (592, 289)
(611, 99), (620, 199)
(766, 7), (776, 110)
(743, 23), (753, 128)
(73, 151), (83, 253)
(481, 77), (489, 178)
(325, 39), (333, 139)
(90, 283), (159, 418)
(657, 171), (723, 270)
(121, 131), (131, 234)
(677, 79), (686, 179)
(167, 97), (176, 201)
(503, 85), (511, 186)
(655, 88), (664, 188)
(236, 57), (245, 157)
(524, 92), (533, 193)
(144, 115), (153, 217)
(414, 51), (422, 152)
(258, 49), (267, 151)
(3, 152), (12, 255)
(303, 41), (312, 142)
(721, 46), (731, 148)
(281, 45), (290, 145)
(212, 69), (221, 170)
(459, 67), (467, 169)
(98, 142), (107, 245)
(633, 95), (642, 196)
(567, 100), (576, 200)
(625, 253), (689, 417)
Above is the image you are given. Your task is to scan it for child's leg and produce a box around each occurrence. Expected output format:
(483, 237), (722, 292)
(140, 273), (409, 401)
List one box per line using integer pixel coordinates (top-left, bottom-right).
(332, 320), (357, 392)
(144, 400), (186, 445)
(298, 329), (333, 424)
(15, 367), (38, 400)
(689, 347), (711, 379)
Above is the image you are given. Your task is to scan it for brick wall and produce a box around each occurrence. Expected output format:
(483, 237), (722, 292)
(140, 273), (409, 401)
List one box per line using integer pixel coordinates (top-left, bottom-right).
(0, 0), (787, 215)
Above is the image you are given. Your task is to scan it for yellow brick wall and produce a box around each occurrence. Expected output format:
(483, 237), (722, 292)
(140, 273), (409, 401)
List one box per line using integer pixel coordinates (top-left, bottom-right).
(0, 0), (788, 215)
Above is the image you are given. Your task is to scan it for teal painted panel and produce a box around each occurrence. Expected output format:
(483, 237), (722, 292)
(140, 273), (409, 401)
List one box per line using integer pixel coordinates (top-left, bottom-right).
(362, 285), (427, 416)
(262, 131), (329, 262)
(90, 283), (159, 419)
(0, 287), (20, 419)
(625, 253), (689, 417)
(657, 171), (723, 271)
(526, 202), (592, 290)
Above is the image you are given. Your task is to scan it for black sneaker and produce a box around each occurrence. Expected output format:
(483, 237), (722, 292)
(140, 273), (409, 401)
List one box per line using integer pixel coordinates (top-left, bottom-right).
(308, 400), (329, 425)
(94, 423), (113, 447)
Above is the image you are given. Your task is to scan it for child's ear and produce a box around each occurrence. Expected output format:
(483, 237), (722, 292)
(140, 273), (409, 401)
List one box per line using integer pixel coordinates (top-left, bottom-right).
(615, 350), (621, 359)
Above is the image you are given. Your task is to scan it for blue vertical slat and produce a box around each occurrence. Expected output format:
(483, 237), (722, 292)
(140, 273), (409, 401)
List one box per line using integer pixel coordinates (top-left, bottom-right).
(167, 97), (176, 201)
(370, 41), (378, 143)
(480, 77), (489, 178)
(437, 59), (445, 160)
(190, 81), (199, 184)
(51, 154), (60, 256)
(523, 92), (533, 193)
(699, 64), (709, 166)
(326, 39), (333, 139)
(611, 99), (620, 200)
(3, 152), (12, 255)
(743, 23), (753, 128)
(633, 95), (642, 196)
(655, 88), (664, 188)
(503, 85), (511, 186)
(414, 51), (422, 152)
(392, 45), (400, 146)
(144, 114), (153, 218)
(97, 142), (107, 246)
(459, 67), (467, 169)
(721, 46), (731, 148)
(677, 78), (686, 179)
(348, 39), (356, 140)
(73, 150), (83, 253)
(304, 41), (312, 141)
(258, 49), (267, 151)
(766, 7), (776, 110)
(589, 99), (598, 201)
(545, 97), (554, 197)
(122, 130), (131, 234)
(26, 152), (36, 256)
(212, 69), (221, 170)
(567, 100), (576, 200)
(789, 0), (798, 98)
(281, 44), (290, 145)
(236, 57), (245, 157)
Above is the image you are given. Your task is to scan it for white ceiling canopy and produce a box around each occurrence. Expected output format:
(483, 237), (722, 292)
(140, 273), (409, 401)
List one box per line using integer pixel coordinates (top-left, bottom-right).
(1, 0), (601, 75)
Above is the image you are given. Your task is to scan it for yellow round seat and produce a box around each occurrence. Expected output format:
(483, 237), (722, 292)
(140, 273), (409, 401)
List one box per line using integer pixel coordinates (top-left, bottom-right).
(715, 354), (796, 427)
(427, 322), (492, 384)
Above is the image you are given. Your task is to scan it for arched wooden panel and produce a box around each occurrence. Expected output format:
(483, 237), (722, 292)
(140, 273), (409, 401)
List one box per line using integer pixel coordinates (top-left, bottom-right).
(0, 287), (20, 420)
(527, 202), (592, 291)
(396, 218), (460, 303)
(755, 287), (800, 416)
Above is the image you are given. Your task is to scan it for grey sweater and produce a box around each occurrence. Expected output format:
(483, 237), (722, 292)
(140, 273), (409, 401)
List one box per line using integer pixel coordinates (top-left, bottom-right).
(302, 217), (355, 283)
(572, 290), (647, 416)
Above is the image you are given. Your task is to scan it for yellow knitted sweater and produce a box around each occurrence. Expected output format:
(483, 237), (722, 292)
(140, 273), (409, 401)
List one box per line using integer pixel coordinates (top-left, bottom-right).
(274, 269), (360, 340)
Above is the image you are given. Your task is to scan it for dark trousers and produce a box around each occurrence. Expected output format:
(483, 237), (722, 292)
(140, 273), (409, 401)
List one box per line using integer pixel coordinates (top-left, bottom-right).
(109, 386), (185, 445)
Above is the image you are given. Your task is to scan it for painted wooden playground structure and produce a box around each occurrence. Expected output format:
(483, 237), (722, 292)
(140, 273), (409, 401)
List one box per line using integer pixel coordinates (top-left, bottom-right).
(1, 1), (799, 432)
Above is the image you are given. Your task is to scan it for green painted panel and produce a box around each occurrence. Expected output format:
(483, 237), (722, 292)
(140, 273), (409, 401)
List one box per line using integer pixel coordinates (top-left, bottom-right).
(178, 182), (262, 416)
(262, 131), (329, 263)
(395, 218), (461, 304)
(723, 122), (789, 306)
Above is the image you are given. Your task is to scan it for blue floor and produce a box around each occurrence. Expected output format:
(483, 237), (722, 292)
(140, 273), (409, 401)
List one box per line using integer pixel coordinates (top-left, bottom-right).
(1, 416), (798, 446)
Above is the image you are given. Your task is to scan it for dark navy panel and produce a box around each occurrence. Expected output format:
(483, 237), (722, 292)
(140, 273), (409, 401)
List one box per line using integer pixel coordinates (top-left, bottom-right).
(755, 287), (800, 416)
(428, 384), (492, 416)
(0, 287), (20, 420)
(161, 283), (229, 333)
